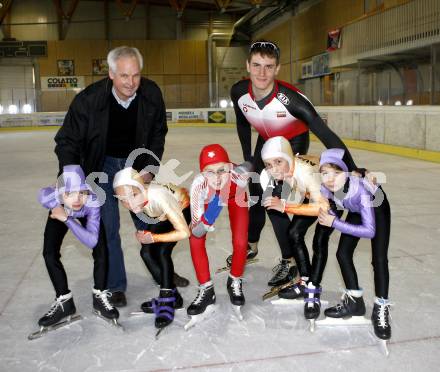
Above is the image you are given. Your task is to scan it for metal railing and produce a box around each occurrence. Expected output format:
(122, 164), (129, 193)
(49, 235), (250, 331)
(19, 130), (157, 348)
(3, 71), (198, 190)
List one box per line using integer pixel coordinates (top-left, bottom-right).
(330, 0), (440, 67)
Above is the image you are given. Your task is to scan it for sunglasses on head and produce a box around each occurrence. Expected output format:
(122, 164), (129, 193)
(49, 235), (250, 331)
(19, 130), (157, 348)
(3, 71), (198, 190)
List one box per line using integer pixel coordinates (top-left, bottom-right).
(249, 42), (280, 57)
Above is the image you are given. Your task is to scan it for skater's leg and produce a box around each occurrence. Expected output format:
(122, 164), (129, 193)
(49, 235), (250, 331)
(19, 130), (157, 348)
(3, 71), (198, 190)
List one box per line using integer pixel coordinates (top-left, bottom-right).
(309, 223), (334, 286)
(100, 157), (127, 293)
(288, 215), (316, 278)
(190, 234), (211, 285)
(91, 221), (108, 291)
(228, 196), (248, 278)
(42, 215), (70, 297)
(324, 213), (366, 319)
(248, 136), (266, 244)
(289, 130), (310, 155)
(371, 189), (392, 340)
(371, 190), (391, 299)
(336, 212), (362, 290)
(267, 209), (293, 260)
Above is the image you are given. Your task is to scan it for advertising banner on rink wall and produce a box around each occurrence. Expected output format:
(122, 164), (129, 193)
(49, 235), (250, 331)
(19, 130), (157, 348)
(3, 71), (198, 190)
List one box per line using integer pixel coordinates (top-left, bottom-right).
(176, 111), (207, 123)
(41, 76), (85, 91)
(0, 112), (66, 128)
(208, 111), (226, 123)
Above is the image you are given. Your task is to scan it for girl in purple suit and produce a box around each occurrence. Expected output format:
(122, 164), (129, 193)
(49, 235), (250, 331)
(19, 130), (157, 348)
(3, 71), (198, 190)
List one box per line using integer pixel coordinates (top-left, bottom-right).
(35, 165), (118, 329)
(318, 149), (391, 341)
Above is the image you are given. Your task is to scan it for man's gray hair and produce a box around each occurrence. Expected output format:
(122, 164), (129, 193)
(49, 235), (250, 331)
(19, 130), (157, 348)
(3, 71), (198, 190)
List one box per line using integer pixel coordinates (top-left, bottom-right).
(107, 46), (143, 73)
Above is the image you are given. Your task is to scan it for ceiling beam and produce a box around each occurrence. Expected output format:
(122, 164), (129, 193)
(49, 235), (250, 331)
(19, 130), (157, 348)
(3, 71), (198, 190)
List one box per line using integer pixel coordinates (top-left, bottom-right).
(53, 0), (81, 40)
(115, 0), (139, 19)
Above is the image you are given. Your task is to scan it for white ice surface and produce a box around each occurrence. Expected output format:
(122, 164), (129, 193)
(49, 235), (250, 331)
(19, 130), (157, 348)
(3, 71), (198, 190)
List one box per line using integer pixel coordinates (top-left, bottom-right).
(1, 127), (440, 371)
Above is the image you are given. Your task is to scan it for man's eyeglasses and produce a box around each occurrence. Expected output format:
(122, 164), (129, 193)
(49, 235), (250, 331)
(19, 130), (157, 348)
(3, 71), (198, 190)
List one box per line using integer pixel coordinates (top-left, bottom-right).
(249, 42), (280, 58)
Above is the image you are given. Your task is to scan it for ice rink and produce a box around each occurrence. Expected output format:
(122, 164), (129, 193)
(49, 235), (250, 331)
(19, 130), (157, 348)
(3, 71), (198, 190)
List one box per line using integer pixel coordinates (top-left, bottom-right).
(1, 126), (440, 372)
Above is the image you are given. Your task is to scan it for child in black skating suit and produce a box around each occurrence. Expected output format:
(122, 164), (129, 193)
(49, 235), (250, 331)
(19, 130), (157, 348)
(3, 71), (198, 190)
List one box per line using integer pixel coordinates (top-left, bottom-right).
(318, 149), (392, 340)
(36, 165), (118, 330)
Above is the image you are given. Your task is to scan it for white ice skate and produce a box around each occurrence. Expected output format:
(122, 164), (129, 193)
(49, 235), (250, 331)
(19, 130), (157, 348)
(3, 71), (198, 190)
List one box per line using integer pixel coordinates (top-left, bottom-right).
(184, 304), (217, 331)
(28, 314), (83, 341)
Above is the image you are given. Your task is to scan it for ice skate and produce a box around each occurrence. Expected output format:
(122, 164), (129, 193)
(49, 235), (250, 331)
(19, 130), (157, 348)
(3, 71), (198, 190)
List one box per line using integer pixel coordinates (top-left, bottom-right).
(29, 292), (81, 340)
(318, 289), (370, 327)
(93, 289), (123, 330)
(152, 288), (177, 338)
(28, 314), (83, 340)
(267, 258), (298, 287)
(263, 280), (295, 301)
(271, 278), (306, 305)
(304, 283), (321, 332)
(185, 282), (216, 330)
(227, 276), (245, 321)
(371, 298), (392, 356)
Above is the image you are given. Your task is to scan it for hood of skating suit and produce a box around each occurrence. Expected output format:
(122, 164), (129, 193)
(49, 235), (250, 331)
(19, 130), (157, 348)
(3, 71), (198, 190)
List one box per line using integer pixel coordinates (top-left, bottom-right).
(319, 148), (349, 173)
(261, 136), (294, 167)
(57, 165), (91, 194)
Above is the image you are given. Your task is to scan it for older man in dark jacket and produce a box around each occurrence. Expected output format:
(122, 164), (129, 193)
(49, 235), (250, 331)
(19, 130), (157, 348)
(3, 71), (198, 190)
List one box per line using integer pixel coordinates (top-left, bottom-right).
(54, 46), (187, 307)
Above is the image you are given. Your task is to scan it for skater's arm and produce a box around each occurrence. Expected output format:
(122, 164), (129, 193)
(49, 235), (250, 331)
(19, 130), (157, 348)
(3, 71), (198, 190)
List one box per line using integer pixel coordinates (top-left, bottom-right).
(291, 93), (358, 172)
(330, 192), (375, 238)
(65, 206), (100, 249)
(232, 86), (253, 162)
(284, 202), (322, 216)
(189, 175), (214, 238)
(141, 207), (190, 244)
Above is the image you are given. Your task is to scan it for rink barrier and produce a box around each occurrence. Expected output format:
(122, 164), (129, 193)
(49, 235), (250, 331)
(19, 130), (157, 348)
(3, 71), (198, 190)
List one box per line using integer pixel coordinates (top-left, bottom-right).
(1, 107), (440, 163)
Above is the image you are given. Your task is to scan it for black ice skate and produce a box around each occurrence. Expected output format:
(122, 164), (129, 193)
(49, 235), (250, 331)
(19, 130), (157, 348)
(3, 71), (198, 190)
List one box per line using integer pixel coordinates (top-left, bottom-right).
(324, 289), (366, 318)
(140, 289), (183, 314)
(267, 258), (297, 287)
(371, 299), (392, 340)
(185, 282), (216, 330)
(278, 278), (306, 300)
(304, 283), (321, 332)
(29, 292), (81, 340)
(154, 288), (177, 331)
(93, 289), (121, 329)
(227, 276), (245, 320)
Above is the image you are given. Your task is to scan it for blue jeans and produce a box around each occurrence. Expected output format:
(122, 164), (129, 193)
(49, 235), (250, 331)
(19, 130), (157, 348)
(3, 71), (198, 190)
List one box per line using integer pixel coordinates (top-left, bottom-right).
(100, 156), (149, 292)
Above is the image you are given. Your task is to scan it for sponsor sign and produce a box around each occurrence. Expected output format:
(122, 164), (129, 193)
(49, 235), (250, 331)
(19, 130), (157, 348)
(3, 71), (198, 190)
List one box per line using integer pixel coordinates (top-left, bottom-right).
(208, 111), (226, 123)
(176, 111), (207, 123)
(41, 76), (85, 91)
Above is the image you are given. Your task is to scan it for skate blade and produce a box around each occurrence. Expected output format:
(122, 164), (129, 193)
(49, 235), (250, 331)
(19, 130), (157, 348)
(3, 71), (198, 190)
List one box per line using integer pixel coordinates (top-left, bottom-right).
(309, 319), (316, 333)
(184, 304), (217, 331)
(379, 339), (390, 356)
(215, 258), (259, 274)
(316, 316), (371, 327)
(232, 305), (243, 321)
(155, 327), (166, 340)
(93, 310), (124, 331)
(130, 308), (184, 317)
(262, 281), (295, 301)
(28, 314), (82, 341)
